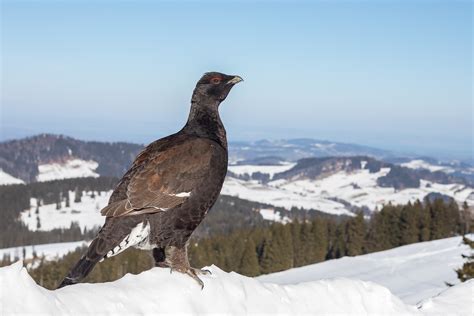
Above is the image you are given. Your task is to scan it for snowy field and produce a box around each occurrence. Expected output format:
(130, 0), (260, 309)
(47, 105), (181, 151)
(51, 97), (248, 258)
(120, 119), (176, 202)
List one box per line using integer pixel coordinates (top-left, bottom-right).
(0, 240), (87, 262)
(401, 159), (455, 173)
(21, 191), (112, 231)
(228, 162), (296, 179)
(1, 260), (471, 315)
(223, 166), (474, 215)
(259, 235), (472, 305)
(36, 159), (99, 182)
(0, 169), (24, 185)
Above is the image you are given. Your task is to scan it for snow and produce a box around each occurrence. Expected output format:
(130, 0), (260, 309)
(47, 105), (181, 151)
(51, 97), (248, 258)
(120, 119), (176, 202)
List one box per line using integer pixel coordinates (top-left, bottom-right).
(401, 159), (455, 173)
(259, 208), (290, 223)
(418, 279), (474, 315)
(222, 176), (354, 216)
(228, 162), (296, 179)
(0, 241), (87, 262)
(0, 169), (24, 185)
(2, 260), (471, 315)
(258, 235), (472, 305)
(20, 191), (112, 231)
(37, 159), (100, 182)
(222, 167), (474, 215)
(0, 261), (418, 315)
(1, 236), (471, 314)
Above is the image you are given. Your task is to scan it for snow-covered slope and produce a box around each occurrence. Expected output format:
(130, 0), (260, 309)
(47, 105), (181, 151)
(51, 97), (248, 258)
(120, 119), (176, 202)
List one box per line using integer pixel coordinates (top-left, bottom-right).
(401, 159), (455, 173)
(21, 191), (112, 231)
(0, 169), (24, 185)
(37, 159), (100, 182)
(223, 165), (474, 215)
(228, 162), (296, 179)
(258, 235), (471, 305)
(1, 261), (471, 315)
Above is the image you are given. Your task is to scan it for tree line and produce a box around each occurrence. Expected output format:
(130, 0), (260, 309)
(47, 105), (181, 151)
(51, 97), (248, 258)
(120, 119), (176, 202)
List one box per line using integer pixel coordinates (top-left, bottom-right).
(189, 198), (470, 276)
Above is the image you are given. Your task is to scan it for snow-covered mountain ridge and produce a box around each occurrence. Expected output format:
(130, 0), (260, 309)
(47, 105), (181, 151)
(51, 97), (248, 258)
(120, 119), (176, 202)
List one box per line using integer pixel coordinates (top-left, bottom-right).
(224, 157), (474, 216)
(2, 134), (471, 185)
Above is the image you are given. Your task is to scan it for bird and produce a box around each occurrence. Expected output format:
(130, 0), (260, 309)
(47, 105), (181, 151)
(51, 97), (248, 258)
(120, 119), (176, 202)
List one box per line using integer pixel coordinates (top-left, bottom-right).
(57, 72), (242, 289)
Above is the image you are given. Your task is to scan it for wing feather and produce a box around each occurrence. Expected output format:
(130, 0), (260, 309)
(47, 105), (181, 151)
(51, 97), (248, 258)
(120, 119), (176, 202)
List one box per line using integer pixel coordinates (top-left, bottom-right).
(101, 138), (214, 217)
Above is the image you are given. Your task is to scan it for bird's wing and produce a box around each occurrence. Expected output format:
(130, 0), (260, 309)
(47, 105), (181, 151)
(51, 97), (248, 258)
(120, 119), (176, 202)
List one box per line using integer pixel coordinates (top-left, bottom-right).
(101, 138), (215, 217)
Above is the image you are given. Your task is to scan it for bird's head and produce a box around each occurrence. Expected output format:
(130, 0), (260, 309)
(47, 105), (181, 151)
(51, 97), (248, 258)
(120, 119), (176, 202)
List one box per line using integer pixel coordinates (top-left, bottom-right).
(191, 72), (243, 105)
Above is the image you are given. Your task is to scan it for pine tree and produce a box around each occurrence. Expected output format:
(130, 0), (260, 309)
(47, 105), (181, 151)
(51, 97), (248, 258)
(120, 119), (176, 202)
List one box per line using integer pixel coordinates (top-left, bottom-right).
(456, 237), (474, 282)
(345, 212), (365, 256)
(312, 218), (328, 262)
(260, 224), (293, 273)
(416, 200), (431, 241)
(430, 198), (449, 239)
(65, 192), (70, 208)
(74, 187), (82, 203)
(460, 202), (471, 235)
(239, 238), (260, 276)
(291, 221), (303, 267)
(299, 222), (317, 265)
(399, 203), (418, 245)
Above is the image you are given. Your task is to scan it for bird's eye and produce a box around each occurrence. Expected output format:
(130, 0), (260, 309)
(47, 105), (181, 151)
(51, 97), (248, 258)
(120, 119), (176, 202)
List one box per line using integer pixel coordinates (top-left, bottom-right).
(210, 77), (221, 84)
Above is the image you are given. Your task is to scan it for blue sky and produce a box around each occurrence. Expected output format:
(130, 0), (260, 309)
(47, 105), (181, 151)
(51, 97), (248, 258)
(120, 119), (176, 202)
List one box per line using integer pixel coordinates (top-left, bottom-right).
(1, 1), (472, 160)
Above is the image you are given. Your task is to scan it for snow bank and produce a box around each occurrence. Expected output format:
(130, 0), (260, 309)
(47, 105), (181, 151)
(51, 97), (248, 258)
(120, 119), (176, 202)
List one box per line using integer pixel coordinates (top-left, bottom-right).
(418, 279), (474, 316)
(258, 236), (471, 305)
(1, 261), (418, 315)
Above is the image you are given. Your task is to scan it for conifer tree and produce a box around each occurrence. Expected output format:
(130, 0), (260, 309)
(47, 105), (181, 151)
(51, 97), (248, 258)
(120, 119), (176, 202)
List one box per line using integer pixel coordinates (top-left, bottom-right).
(399, 203), (418, 245)
(74, 187), (82, 203)
(312, 218), (328, 262)
(460, 202), (471, 235)
(291, 221), (304, 267)
(299, 222), (317, 265)
(416, 200), (431, 241)
(456, 237), (474, 282)
(239, 238), (260, 276)
(430, 198), (449, 239)
(345, 212), (365, 256)
(260, 224), (293, 273)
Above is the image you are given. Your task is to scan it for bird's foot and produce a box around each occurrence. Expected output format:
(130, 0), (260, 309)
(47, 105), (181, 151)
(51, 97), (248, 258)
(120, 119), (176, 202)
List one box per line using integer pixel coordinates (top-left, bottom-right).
(170, 266), (211, 289)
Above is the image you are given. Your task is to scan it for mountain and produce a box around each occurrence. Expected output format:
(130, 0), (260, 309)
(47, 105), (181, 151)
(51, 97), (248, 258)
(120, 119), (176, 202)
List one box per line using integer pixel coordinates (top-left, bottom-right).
(0, 134), (142, 183)
(1, 134), (472, 185)
(229, 138), (394, 163)
(1, 134), (472, 217)
(225, 156), (473, 215)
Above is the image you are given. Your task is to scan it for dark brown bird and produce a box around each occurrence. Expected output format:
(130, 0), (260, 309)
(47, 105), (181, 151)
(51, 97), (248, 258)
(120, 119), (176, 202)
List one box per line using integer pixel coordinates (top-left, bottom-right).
(58, 72), (242, 289)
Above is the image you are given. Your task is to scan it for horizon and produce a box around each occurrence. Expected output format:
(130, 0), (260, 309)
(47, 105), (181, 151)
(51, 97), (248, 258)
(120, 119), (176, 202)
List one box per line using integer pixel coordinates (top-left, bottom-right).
(1, 1), (472, 161)
(1, 131), (471, 164)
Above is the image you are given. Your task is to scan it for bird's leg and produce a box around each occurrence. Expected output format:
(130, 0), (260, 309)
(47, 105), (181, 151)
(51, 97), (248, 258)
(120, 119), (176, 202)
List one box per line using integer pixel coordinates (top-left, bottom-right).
(166, 245), (211, 289)
(152, 247), (169, 268)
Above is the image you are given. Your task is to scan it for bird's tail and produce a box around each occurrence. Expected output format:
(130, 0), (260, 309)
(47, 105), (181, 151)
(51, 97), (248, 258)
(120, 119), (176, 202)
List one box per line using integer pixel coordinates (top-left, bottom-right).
(57, 237), (108, 288)
(57, 217), (144, 289)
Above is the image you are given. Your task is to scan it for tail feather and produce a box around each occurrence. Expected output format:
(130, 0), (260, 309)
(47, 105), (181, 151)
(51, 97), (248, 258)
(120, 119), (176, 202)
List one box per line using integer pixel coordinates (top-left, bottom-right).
(57, 217), (146, 289)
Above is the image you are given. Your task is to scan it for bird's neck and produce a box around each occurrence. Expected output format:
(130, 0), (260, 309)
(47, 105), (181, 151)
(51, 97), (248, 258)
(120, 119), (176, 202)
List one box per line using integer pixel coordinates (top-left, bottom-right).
(183, 102), (227, 148)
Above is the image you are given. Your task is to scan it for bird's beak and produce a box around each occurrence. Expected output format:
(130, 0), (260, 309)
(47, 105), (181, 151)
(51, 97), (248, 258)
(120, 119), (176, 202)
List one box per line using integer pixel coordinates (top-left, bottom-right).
(227, 76), (243, 85)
